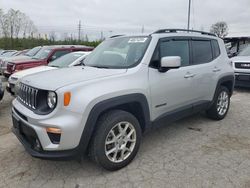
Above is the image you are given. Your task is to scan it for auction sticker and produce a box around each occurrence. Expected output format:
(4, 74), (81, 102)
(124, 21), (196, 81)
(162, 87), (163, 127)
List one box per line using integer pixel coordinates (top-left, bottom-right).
(128, 38), (148, 43)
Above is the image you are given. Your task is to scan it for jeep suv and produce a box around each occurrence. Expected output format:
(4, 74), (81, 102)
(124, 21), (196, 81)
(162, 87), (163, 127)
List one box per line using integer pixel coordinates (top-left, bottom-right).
(11, 29), (234, 171)
(4, 45), (93, 77)
(231, 45), (250, 87)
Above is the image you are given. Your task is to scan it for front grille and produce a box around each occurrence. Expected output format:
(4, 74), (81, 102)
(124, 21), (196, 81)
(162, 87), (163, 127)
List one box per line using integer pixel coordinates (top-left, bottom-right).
(17, 83), (38, 109)
(235, 62), (250, 69)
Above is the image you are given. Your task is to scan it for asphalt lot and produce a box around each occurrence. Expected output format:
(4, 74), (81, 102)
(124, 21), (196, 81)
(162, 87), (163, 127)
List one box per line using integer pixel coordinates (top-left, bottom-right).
(1, 75), (250, 188)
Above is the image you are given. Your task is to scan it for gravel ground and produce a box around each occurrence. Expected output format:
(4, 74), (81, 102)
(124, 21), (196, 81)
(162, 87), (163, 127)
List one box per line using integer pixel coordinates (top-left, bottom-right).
(0, 75), (250, 188)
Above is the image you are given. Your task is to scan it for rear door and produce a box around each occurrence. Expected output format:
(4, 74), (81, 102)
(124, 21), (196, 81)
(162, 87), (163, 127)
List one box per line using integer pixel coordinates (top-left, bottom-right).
(190, 38), (219, 102)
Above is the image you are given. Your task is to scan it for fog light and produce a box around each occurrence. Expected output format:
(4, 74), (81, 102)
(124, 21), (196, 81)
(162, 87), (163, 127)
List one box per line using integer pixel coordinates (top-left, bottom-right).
(46, 127), (61, 144)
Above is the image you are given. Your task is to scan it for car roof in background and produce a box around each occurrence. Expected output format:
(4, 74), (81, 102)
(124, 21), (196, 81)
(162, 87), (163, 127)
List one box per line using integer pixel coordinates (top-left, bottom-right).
(42, 45), (94, 50)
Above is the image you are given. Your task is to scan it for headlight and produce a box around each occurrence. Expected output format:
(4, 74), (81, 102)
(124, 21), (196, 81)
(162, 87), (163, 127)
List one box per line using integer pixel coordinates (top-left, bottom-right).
(47, 91), (57, 109)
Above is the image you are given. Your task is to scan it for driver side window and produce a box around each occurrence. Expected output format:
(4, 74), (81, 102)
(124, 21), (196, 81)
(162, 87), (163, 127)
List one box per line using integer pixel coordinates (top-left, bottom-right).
(150, 39), (190, 68)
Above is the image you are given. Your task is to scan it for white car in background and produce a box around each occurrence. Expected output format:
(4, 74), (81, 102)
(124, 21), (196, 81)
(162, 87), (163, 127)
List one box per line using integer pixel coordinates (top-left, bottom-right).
(7, 51), (90, 95)
(231, 45), (250, 87)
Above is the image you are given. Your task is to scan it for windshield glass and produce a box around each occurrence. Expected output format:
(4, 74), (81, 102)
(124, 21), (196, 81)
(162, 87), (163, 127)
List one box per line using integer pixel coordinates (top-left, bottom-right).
(84, 36), (150, 68)
(1, 51), (16, 57)
(49, 52), (85, 68)
(32, 48), (51, 60)
(26, 46), (41, 57)
(238, 46), (250, 56)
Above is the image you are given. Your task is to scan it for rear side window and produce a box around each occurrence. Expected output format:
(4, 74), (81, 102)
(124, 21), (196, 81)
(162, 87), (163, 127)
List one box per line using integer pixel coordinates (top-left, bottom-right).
(211, 40), (220, 58)
(51, 50), (70, 61)
(160, 40), (190, 66)
(192, 40), (213, 64)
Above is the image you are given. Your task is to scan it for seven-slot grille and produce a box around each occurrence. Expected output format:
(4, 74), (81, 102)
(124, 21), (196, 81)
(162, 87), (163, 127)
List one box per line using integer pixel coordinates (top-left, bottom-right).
(17, 83), (38, 109)
(235, 62), (250, 69)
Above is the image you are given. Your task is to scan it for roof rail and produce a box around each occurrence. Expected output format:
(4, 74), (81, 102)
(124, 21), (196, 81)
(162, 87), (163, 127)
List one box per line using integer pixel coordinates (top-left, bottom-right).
(152, 29), (216, 37)
(110, 35), (124, 38)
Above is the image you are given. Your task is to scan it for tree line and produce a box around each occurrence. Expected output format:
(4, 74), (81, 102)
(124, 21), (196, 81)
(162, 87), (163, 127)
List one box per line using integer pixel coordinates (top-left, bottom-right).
(0, 9), (101, 50)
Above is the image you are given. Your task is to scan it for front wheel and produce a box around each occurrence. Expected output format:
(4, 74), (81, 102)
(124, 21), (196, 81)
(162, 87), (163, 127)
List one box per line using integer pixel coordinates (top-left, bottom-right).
(206, 86), (230, 120)
(90, 110), (142, 171)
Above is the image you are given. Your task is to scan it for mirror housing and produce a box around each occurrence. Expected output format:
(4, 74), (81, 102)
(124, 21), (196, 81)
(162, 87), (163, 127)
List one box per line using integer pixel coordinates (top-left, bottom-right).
(159, 56), (181, 72)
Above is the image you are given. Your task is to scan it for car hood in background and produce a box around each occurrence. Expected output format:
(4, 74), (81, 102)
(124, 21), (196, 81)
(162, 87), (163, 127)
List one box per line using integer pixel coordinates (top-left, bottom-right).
(231, 56), (250, 62)
(10, 66), (57, 80)
(21, 66), (127, 91)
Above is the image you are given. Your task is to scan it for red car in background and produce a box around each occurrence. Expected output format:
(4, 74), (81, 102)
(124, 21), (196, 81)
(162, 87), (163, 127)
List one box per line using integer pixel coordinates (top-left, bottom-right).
(4, 45), (93, 77)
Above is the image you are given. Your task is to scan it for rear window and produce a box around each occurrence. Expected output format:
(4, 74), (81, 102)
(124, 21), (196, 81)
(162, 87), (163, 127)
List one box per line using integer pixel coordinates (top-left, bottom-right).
(212, 40), (220, 58)
(192, 40), (213, 64)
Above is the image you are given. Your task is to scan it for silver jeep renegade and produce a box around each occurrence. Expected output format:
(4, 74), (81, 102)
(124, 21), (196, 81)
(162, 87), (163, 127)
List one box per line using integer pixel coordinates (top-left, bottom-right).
(12, 29), (234, 171)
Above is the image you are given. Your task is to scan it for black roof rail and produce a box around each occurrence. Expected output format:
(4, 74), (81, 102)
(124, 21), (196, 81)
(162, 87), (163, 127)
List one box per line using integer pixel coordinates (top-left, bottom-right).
(152, 29), (216, 37)
(110, 35), (125, 38)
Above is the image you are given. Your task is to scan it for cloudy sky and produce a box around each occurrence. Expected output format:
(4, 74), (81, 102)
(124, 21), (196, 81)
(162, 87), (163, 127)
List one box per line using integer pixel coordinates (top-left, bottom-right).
(1, 0), (250, 40)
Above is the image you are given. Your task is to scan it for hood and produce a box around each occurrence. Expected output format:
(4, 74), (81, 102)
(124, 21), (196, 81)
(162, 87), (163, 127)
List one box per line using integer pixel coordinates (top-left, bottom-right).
(231, 56), (250, 62)
(10, 58), (44, 64)
(10, 66), (56, 79)
(5, 55), (30, 62)
(21, 66), (127, 90)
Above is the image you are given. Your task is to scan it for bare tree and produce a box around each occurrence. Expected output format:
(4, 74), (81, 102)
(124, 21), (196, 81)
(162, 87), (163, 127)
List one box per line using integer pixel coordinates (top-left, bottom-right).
(49, 31), (56, 41)
(0, 8), (37, 39)
(210, 21), (229, 38)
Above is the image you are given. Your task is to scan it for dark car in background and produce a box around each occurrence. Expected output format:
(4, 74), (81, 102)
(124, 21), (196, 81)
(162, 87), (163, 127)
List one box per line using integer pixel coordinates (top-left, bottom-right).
(4, 45), (93, 77)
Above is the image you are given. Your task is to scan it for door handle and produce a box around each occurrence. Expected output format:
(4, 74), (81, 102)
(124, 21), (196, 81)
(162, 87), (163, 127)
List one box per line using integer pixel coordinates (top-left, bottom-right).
(213, 67), (221, 72)
(184, 72), (196, 78)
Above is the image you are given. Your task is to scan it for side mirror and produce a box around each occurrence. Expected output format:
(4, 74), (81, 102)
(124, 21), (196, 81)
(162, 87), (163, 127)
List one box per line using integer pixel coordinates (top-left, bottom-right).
(159, 56), (181, 72)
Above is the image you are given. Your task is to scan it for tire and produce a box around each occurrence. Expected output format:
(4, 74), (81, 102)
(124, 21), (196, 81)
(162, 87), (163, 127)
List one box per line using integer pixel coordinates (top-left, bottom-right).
(206, 86), (230, 120)
(89, 110), (142, 171)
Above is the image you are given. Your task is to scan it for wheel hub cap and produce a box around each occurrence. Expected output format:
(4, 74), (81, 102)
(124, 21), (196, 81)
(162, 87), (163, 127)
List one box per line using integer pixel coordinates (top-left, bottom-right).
(105, 121), (136, 163)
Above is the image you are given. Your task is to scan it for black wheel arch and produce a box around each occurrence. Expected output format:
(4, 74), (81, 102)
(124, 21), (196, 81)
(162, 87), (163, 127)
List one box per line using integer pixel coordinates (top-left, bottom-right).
(77, 93), (151, 155)
(215, 75), (235, 97)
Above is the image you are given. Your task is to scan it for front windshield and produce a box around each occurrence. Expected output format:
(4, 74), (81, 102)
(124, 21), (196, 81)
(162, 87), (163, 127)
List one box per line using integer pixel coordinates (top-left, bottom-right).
(84, 36), (150, 68)
(49, 52), (85, 68)
(2, 51), (16, 57)
(32, 48), (51, 60)
(26, 46), (41, 57)
(238, 46), (250, 56)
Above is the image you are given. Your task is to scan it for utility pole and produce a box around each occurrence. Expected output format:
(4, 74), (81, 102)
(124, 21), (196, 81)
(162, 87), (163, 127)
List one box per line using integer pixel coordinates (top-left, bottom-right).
(187, 0), (191, 31)
(78, 20), (81, 41)
(100, 31), (104, 41)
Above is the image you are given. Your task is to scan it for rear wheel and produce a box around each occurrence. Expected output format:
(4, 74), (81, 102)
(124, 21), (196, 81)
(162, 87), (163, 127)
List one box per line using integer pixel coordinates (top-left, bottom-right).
(206, 86), (230, 120)
(90, 110), (142, 171)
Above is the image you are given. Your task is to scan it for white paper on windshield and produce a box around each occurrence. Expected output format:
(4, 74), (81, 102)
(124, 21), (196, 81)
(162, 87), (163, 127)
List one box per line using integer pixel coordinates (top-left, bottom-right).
(128, 38), (147, 43)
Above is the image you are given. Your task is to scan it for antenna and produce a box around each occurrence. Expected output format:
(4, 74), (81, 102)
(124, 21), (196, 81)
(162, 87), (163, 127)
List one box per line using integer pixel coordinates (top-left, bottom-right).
(187, 0), (191, 30)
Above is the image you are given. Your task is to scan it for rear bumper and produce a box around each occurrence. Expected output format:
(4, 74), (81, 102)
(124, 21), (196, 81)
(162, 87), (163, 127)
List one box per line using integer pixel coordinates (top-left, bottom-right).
(11, 111), (80, 159)
(235, 72), (250, 88)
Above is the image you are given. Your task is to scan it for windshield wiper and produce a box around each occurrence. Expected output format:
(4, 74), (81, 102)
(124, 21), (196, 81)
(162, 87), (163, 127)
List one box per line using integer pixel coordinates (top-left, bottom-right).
(49, 65), (59, 68)
(90, 65), (110, 69)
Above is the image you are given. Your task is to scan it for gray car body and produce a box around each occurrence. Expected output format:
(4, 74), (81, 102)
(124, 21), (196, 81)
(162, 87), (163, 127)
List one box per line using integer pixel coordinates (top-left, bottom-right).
(12, 32), (234, 155)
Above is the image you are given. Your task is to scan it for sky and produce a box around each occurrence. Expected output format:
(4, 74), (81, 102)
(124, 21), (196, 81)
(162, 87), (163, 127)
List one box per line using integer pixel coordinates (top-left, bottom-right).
(1, 0), (250, 40)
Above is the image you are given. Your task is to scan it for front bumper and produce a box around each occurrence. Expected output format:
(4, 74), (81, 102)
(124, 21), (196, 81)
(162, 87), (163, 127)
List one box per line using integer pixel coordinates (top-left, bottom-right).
(11, 99), (88, 159)
(12, 108), (80, 159)
(235, 72), (250, 88)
